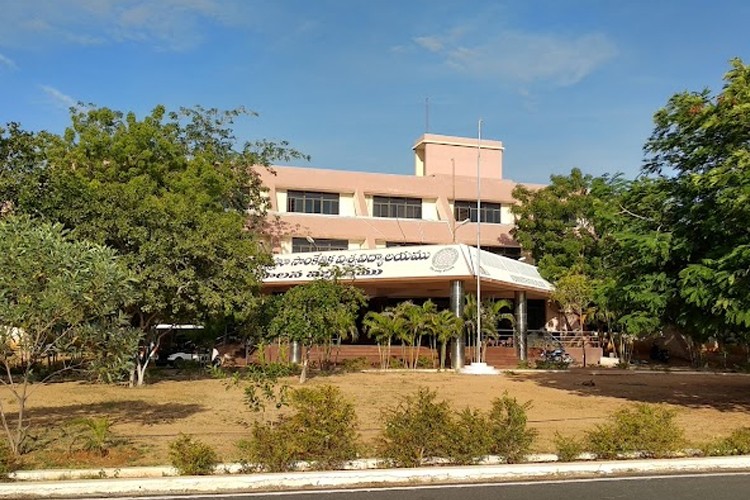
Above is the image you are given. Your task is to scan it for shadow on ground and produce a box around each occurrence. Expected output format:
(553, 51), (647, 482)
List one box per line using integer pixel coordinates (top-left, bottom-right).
(513, 369), (750, 412)
(24, 400), (205, 426)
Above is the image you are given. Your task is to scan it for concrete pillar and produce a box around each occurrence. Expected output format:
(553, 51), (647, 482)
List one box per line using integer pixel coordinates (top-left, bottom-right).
(290, 341), (302, 364)
(515, 291), (528, 362)
(450, 280), (465, 370)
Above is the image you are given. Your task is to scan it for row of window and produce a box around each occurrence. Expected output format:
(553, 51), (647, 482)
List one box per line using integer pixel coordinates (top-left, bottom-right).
(291, 237), (521, 258)
(286, 190), (505, 223)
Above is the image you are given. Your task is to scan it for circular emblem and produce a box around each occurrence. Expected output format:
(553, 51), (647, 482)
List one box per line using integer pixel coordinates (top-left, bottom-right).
(431, 247), (459, 271)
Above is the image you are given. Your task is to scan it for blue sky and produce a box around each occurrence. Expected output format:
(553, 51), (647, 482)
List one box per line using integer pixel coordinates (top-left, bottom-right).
(1, 0), (748, 183)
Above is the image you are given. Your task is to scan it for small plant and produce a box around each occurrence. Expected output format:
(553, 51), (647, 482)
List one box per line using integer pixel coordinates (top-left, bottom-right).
(701, 427), (750, 456)
(237, 385), (360, 472)
(0, 441), (18, 477)
(339, 357), (372, 373)
(486, 392), (537, 463)
(586, 403), (684, 459)
(553, 432), (583, 462)
(379, 387), (452, 467)
(76, 417), (116, 457)
(444, 408), (491, 465)
(168, 434), (219, 475)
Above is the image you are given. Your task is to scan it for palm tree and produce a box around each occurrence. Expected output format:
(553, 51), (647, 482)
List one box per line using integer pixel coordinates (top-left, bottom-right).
(430, 309), (464, 370)
(463, 295), (514, 362)
(363, 308), (404, 369)
(395, 300), (436, 369)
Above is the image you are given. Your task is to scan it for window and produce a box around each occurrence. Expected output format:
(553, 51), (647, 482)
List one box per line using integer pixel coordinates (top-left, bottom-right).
(287, 190), (339, 215)
(454, 201), (502, 224)
(372, 196), (422, 219)
(292, 237), (348, 253)
(484, 246), (522, 259)
(385, 241), (424, 247)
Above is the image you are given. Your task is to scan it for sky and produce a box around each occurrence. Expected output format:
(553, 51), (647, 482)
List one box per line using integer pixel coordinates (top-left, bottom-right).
(1, 0), (749, 184)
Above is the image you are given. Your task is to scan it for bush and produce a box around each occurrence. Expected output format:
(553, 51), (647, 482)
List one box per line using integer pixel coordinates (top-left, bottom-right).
(339, 357), (372, 372)
(486, 392), (537, 463)
(238, 385), (360, 471)
(237, 423), (296, 473)
(75, 417), (116, 456)
(168, 434), (219, 475)
(554, 432), (583, 462)
(586, 404), (684, 459)
(0, 441), (18, 477)
(444, 408), (491, 465)
(379, 387), (452, 467)
(701, 427), (750, 456)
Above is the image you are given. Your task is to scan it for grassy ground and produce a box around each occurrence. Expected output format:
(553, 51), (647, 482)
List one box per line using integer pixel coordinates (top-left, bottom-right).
(13, 367), (750, 469)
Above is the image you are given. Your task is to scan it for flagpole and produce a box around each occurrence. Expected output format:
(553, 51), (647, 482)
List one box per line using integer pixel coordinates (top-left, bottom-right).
(475, 119), (482, 364)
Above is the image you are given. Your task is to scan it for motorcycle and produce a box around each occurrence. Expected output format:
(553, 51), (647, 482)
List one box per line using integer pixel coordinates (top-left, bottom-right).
(539, 347), (574, 366)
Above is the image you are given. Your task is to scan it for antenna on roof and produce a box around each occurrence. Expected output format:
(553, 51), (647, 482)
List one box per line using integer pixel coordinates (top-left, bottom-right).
(424, 97), (430, 133)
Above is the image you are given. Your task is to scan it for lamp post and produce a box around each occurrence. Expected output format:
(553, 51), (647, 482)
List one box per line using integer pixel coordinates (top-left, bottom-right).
(451, 218), (471, 243)
(305, 235), (318, 251)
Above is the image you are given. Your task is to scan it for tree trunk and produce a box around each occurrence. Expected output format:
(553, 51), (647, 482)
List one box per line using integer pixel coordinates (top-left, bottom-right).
(299, 346), (311, 384)
(440, 341), (447, 371)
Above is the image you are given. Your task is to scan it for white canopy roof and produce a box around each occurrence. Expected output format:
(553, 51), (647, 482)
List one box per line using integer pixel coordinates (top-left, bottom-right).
(263, 244), (553, 298)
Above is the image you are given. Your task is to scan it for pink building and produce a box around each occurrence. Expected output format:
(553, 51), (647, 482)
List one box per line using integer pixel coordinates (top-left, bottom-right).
(256, 133), (542, 257)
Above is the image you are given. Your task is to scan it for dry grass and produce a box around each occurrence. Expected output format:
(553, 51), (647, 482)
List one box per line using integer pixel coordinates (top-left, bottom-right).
(12, 368), (750, 468)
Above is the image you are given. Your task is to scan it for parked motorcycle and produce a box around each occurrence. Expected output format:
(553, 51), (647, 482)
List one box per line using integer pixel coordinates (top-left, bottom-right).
(539, 348), (574, 366)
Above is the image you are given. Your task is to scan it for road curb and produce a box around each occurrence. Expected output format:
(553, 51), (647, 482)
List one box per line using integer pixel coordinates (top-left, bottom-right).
(2, 456), (750, 498)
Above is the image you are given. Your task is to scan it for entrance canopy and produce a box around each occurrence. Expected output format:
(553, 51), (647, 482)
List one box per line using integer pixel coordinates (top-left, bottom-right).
(263, 244), (553, 300)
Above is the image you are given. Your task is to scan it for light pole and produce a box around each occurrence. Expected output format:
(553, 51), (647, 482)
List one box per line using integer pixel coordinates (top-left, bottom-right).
(450, 218), (471, 243)
(305, 235), (318, 251)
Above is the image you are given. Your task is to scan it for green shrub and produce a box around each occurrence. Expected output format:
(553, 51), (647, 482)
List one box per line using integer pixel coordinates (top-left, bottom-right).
(486, 392), (537, 463)
(535, 359), (571, 370)
(168, 434), (219, 475)
(379, 387), (452, 467)
(237, 422), (297, 473)
(339, 357), (372, 372)
(586, 404), (684, 459)
(76, 417), (116, 456)
(0, 441), (18, 477)
(444, 408), (491, 465)
(701, 427), (750, 456)
(285, 385), (360, 469)
(553, 432), (583, 462)
(244, 362), (300, 379)
(238, 385), (360, 472)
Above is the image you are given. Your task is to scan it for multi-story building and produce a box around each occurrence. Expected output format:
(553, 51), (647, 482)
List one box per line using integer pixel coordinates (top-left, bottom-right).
(256, 133), (540, 258)
(255, 133), (602, 368)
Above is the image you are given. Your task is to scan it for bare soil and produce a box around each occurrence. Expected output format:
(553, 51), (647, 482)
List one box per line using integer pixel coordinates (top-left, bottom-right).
(16, 368), (750, 468)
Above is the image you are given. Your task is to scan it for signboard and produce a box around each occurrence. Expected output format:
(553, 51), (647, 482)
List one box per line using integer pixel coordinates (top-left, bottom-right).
(264, 245), (472, 282)
(264, 244), (553, 294)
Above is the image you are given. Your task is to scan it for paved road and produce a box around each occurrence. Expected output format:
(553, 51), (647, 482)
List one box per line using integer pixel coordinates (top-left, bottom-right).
(99, 472), (750, 500)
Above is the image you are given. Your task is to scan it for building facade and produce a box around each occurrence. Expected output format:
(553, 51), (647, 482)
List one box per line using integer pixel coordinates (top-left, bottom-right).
(256, 133), (542, 259)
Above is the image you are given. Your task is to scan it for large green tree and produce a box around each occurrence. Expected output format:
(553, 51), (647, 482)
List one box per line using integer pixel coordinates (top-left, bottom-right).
(644, 58), (750, 340)
(8, 105), (307, 385)
(270, 279), (367, 383)
(0, 216), (133, 454)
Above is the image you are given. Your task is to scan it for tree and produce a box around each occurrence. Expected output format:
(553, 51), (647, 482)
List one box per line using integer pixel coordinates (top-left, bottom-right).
(644, 58), (750, 342)
(511, 169), (611, 282)
(395, 301), (436, 369)
(0, 122), (50, 215)
(363, 308), (404, 370)
(270, 279), (367, 383)
(430, 310), (464, 371)
(11, 105), (308, 385)
(551, 272), (596, 366)
(462, 295), (514, 362)
(0, 216), (133, 455)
